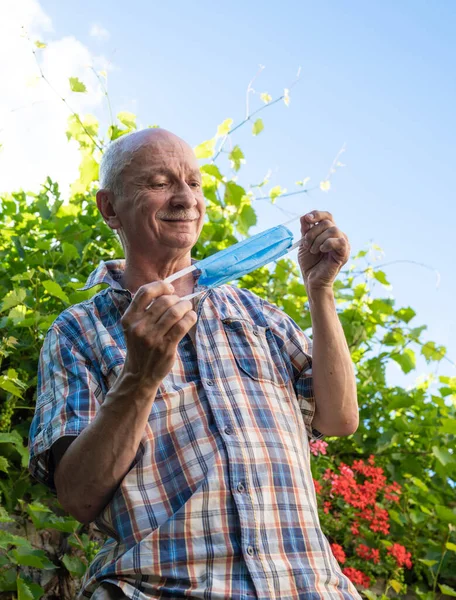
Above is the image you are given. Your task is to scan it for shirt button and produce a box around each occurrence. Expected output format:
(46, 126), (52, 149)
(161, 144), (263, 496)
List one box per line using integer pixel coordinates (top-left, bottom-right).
(206, 380), (214, 386)
(247, 545), (255, 556)
(237, 482), (245, 493)
(252, 329), (259, 336)
(224, 426), (233, 435)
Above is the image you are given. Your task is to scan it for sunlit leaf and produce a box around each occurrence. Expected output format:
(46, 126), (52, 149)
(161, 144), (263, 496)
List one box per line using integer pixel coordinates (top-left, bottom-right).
(69, 77), (87, 93)
(260, 92), (272, 104)
(34, 40), (47, 49)
(117, 111), (136, 129)
(391, 348), (416, 374)
(42, 280), (70, 304)
(216, 118), (233, 137)
(252, 118), (264, 136)
(194, 139), (216, 159)
(438, 584), (456, 597)
(229, 145), (245, 171)
(283, 88), (290, 106)
(269, 185), (285, 203)
(319, 180), (331, 192)
(1, 288), (26, 313)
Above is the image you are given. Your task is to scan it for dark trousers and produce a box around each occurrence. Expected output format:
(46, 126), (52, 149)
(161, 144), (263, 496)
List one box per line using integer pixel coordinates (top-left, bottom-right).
(91, 582), (129, 599)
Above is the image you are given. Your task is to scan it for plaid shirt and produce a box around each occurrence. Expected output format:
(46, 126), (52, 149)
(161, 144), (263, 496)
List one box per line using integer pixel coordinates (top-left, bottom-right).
(29, 260), (361, 600)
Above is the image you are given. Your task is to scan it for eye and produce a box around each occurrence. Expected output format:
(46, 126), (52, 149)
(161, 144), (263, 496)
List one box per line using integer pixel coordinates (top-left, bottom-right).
(189, 181), (201, 189)
(151, 182), (167, 189)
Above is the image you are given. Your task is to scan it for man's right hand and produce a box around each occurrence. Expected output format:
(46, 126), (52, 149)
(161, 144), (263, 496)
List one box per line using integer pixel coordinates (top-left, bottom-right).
(120, 281), (197, 387)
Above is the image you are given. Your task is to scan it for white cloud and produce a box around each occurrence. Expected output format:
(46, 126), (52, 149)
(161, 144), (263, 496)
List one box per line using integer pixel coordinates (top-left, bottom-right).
(0, 0), (108, 196)
(89, 24), (110, 41)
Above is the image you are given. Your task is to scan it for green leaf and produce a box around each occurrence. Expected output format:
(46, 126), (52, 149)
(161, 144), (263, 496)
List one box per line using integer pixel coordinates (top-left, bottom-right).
(229, 145), (245, 171)
(62, 242), (79, 263)
(372, 270), (391, 286)
(34, 41), (47, 49)
(216, 118), (233, 137)
(0, 457), (9, 474)
(396, 307), (416, 323)
(432, 445), (454, 466)
(0, 507), (13, 523)
(440, 418), (456, 435)
(68, 77), (87, 93)
(0, 376), (23, 397)
(117, 111), (136, 129)
(362, 591), (379, 600)
(42, 280), (70, 304)
(17, 577), (34, 600)
(252, 118), (264, 136)
(422, 341), (446, 362)
(201, 164), (224, 181)
(260, 92), (272, 104)
(391, 348), (416, 374)
(10, 548), (55, 570)
(0, 530), (32, 550)
(237, 203), (257, 236)
(438, 584), (456, 597)
(269, 185), (285, 203)
(1, 288), (26, 312)
(411, 477), (429, 492)
(62, 554), (87, 577)
(224, 182), (245, 207)
(418, 558), (437, 567)
(435, 505), (456, 524)
(194, 139), (216, 159)
(446, 542), (456, 552)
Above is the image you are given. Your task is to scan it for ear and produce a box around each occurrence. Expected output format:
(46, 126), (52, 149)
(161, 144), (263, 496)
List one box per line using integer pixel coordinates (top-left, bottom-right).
(96, 189), (122, 230)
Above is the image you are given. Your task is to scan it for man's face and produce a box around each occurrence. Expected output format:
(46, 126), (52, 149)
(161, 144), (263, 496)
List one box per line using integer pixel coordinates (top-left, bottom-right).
(114, 132), (205, 257)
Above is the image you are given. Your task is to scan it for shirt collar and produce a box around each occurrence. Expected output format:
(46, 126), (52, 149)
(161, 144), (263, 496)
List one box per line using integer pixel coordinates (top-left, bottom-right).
(79, 259), (127, 291)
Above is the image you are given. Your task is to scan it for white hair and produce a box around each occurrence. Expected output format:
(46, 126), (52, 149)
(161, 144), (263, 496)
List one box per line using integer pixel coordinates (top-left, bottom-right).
(99, 129), (158, 196)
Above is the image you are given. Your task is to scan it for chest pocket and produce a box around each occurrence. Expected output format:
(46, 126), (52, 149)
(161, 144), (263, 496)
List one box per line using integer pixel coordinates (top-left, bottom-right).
(222, 318), (290, 387)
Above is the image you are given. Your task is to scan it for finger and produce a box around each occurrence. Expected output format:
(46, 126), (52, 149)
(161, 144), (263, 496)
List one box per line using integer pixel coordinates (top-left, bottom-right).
(319, 237), (348, 257)
(154, 299), (195, 336)
(305, 222), (337, 251)
(131, 281), (175, 312)
(144, 294), (182, 323)
(305, 210), (333, 224)
(300, 211), (334, 239)
(165, 310), (198, 343)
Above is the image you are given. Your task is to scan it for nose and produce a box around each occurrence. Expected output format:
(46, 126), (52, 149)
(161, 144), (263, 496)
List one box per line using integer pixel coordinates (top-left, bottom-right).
(170, 180), (197, 209)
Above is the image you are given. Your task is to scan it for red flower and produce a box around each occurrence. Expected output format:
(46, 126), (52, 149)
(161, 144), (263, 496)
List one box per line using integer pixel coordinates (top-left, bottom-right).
(342, 567), (371, 588)
(330, 543), (346, 564)
(384, 481), (402, 503)
(355, 544), (380, 564)
(350, 521), (360, 535)
(309, 439), (328, 456)
(323, 501), (332, 514)
(387, 543), (412, 569)
(313, 479), (323, 494)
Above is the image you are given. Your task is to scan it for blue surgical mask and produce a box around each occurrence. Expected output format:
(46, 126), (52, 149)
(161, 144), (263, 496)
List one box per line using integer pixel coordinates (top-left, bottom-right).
(165, 222), (302, 299)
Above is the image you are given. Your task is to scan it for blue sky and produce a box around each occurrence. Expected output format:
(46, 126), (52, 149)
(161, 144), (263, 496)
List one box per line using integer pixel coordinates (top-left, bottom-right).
(29, 1), (456, 388)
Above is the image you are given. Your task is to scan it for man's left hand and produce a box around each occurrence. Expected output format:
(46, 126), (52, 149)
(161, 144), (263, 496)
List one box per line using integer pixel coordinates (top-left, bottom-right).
(298, 210), (350, 291)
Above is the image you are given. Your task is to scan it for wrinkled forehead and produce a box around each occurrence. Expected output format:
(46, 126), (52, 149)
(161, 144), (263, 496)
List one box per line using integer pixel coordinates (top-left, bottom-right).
(125, 132), (199, 178)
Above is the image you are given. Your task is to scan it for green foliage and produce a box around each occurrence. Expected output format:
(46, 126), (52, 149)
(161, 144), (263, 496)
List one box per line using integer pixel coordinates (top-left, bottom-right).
(0, 78), (455, 600)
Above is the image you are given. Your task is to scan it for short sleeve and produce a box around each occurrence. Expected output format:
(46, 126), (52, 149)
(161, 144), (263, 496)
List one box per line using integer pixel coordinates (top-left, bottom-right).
(262, 298), (324, 440)
(28, 325), (104, 490)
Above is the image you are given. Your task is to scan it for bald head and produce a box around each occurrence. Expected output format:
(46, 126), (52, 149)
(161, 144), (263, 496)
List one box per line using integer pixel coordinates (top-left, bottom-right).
(99, 128), (195, 196)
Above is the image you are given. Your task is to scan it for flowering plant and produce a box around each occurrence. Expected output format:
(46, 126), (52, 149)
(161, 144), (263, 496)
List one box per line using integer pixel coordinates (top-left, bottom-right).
(310, 441), (413, 595)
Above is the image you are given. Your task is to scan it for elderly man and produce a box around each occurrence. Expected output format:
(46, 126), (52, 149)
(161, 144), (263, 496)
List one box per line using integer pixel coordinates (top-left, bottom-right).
(29, 129), (361, 600)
